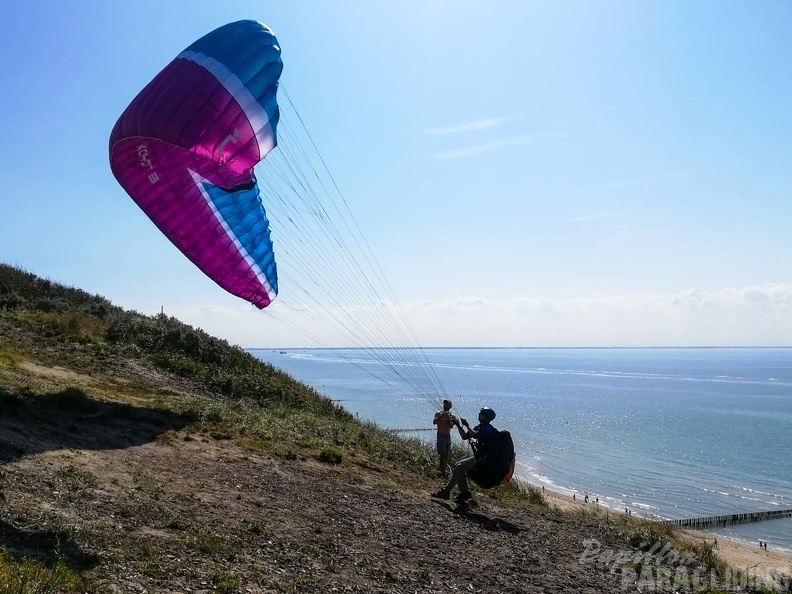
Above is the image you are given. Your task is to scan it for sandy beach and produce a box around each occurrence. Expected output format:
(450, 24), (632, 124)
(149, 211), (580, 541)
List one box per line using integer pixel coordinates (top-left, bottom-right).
(533, 483), (792, 579)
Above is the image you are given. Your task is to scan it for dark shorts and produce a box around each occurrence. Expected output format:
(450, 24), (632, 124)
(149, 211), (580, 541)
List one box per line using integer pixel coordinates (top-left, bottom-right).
(436, 434), (452, 455)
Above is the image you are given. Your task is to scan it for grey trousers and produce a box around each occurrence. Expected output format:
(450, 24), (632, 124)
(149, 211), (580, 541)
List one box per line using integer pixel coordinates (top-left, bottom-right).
(443, 455), (477, 493)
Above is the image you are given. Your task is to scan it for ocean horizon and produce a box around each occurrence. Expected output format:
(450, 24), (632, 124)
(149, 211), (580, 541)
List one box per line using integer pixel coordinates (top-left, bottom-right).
(250, 346), (792, 553)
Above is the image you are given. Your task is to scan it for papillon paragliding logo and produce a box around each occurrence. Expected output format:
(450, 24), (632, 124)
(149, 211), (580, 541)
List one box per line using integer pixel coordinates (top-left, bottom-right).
(109, 20), (282, 310)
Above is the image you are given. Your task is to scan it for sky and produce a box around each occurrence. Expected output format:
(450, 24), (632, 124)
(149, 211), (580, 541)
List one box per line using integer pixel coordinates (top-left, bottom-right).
(1, 0), (791, 348)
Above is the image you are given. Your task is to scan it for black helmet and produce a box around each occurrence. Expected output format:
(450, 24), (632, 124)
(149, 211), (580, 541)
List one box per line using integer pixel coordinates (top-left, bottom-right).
(479, 407), (496, 421)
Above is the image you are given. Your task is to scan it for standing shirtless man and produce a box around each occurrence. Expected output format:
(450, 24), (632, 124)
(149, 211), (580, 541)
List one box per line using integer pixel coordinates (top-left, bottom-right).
(433, 399), (457, 477)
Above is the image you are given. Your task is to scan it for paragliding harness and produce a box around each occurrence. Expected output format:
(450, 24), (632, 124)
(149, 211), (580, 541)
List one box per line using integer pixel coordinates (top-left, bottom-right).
(467, 425), (516, 489)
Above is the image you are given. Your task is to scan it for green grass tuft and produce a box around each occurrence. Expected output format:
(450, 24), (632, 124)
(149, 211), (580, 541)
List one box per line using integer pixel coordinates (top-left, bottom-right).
(317, 446), (343, 465)
(0, 350), (17, 366)
(486, 481), (547, 506)
(0, 547), (84, 594)
(211, 568), (240, 594)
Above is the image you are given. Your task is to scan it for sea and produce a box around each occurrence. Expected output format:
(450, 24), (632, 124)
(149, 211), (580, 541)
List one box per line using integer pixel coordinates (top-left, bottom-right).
(249, 347), (792, 552)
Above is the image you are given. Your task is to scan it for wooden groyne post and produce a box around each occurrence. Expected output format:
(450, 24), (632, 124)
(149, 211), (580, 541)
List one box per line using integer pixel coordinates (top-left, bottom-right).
(659, 508), (792, 529)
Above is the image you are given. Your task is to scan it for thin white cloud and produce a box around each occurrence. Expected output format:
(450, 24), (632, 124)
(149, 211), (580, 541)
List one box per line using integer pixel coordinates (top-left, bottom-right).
(432, 133), (565, 160)
(630, 228), (666, 237)
(425, 118), (508, 135)
(579, 170), (694, 193)
(601, 170), (693, 190)
(167, 283), (792, 348)
(432, 138), (526, 160)
(416, 284), (792, 314)
(404, 284), (792, 346)
(563, 212), (622, 224)
(603, 223), (635, 233)
(561, 214), (665, 238)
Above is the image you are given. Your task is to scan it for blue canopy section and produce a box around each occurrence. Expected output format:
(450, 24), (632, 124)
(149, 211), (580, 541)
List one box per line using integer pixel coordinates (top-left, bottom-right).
(184, 20), (282, 127)
(200, 179), (278, 296)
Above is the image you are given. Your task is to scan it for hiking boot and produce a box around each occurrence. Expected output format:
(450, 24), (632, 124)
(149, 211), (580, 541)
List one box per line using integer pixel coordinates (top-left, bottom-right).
(431, 489), (450, 500)
(455, 491), (473, 503)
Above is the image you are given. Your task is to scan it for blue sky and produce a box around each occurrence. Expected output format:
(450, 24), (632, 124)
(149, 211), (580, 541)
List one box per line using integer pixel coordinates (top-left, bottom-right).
(1, 0), (791, 347)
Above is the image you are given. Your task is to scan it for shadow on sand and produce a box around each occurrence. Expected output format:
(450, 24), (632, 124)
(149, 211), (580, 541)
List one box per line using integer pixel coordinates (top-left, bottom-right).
(0, 517), (100, 571)
(433, 499), (522, 534)
(0, 386), (195, 464)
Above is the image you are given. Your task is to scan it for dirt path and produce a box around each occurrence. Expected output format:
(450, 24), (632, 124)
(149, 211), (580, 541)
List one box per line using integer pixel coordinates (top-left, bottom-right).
(1, 421), (650, 593)
(2, 355), (788, 593)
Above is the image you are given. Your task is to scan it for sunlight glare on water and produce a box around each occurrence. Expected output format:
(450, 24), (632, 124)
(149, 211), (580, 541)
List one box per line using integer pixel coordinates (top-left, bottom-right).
(250, 347), (792, 551)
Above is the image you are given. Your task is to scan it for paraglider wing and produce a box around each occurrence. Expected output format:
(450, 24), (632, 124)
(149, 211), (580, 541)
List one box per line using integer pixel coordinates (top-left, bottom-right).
(109, 20), (282, 309)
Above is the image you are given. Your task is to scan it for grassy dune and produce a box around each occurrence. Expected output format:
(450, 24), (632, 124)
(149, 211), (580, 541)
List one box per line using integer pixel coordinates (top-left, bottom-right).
(1, 263), (788, 593)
